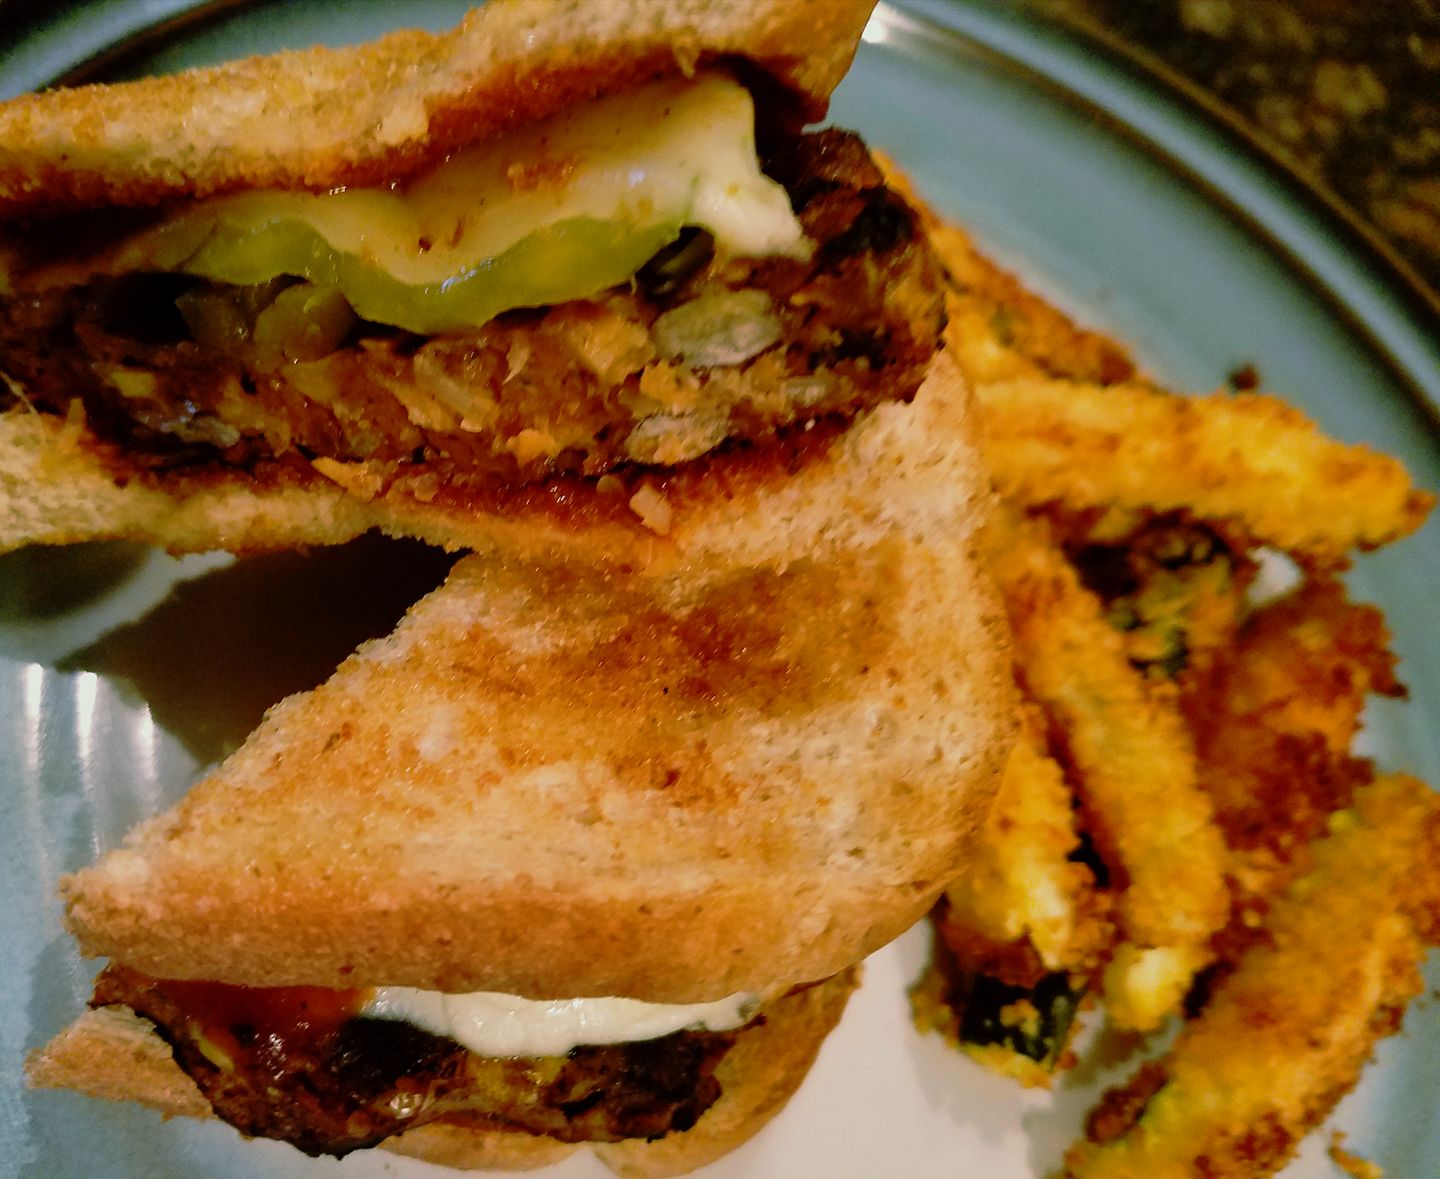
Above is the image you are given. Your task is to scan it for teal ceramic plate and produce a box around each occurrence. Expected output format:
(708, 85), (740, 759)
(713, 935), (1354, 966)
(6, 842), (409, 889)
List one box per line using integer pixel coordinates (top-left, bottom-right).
(2, 3), (1437, 1177)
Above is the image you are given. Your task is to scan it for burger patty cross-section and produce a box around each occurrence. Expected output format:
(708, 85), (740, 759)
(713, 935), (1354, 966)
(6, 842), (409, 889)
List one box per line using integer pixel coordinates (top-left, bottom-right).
(0, 79), (943, 503)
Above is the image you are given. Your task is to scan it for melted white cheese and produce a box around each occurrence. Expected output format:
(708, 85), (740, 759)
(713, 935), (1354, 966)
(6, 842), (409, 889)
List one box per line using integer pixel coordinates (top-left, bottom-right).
(121, 72), (807, 288)
(362, 987), (760, 1058)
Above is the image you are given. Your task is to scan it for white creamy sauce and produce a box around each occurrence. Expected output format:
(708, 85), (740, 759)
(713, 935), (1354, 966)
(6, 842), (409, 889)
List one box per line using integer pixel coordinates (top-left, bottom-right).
(362, 986), (761, 1058)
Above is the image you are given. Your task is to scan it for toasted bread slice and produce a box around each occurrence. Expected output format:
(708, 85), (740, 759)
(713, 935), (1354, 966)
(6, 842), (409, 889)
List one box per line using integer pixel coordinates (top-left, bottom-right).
(0, 0), (873, 216)
(28, 971), (858, 1177)
(0, 410), (382, 554)
(57, 355), (1013, 1000)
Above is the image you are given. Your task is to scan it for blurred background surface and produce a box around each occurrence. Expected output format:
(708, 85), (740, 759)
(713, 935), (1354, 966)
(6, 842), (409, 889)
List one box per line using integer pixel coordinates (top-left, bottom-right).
(1022, 0), (1440, 318)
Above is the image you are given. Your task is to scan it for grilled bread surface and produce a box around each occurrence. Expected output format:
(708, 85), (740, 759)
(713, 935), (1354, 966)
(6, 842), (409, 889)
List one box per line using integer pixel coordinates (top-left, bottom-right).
(57, 355), (1013, 999)
(0, 0), (874, 216)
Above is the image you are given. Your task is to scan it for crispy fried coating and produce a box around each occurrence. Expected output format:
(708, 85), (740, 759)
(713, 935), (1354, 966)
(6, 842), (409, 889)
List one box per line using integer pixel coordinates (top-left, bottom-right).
(893, 161), (1440, 1150)
(911, 928), (1088, 1090)
(917, 707), (1107, 1087)
(977, 378), (1434, 566)
(929, 516), (1254, 1070)
(985, 509), (1228, 1030)
(937, 707), (1111, 977)
(885, 156), (1434, 571)
(1067, 515), (1251, 694)
(1328, 1133), (1385, 1179)
(1188, 579), (1404, 960)
(1190, 578), (1402, 766)
(1065, 774), (1440, 1179)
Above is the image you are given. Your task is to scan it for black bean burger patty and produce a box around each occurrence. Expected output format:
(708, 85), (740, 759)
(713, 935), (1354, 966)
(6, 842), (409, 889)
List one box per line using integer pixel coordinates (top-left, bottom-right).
(0, 129), (944, 495)
(92, 964), (740, 1158)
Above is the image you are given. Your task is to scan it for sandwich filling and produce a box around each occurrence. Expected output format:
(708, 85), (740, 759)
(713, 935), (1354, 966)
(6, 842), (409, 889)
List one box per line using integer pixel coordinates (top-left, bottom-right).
(363, 985), (759, 1058)
(22, 75), (810, 335)
(90, 965), (795, 1157)
(0, 73), (944, 502)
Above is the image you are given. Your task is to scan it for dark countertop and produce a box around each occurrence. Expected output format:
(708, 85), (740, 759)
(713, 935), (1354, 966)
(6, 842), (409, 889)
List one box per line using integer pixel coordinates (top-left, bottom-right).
(1026, 0), (1440, 317)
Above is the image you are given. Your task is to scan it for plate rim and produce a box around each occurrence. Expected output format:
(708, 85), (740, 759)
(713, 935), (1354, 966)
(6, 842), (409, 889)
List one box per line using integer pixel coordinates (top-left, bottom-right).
(2, 5), (1437, 1178)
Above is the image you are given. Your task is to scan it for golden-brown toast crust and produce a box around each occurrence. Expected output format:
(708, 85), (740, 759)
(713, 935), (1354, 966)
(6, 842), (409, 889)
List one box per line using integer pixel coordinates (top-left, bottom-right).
(25, 1006), (213, 1120)
(383, 1119), (584, 1172)
(0, 0), (875, 217)
(27, 972), (858, 1176)
(0, 401), (903, 563)
(60, 357), (1016, 1001)
(0, 411), (380, 555)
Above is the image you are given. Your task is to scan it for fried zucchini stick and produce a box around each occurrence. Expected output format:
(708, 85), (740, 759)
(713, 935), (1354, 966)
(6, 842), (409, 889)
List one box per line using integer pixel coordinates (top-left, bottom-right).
(1189, 580), (1403, 947)
(987, 510), (1228, 1031)
(913, 934), (1089, 1088)
(979, 378), (1433, 566)
(915, 709), (1112, 1085)
(1066, 517), (1249, 695)
(939, 708), (1110, 974)
(1065, 773), (1440, 1179)
(1191, 578), (1401, 765)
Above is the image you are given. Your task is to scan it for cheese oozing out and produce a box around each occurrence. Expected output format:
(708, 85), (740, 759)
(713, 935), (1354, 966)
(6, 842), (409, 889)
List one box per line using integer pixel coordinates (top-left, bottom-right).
(362, 986), (762, 1058)
(100, 73), (808, 333)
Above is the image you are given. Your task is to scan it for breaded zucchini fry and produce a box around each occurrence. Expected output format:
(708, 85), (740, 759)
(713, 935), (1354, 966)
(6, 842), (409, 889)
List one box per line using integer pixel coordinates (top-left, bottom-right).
(1066, 515), (1250, 692)
(1191, 577), (1401, 763)
(912, 932), (1088, 1089)
(986, 509), (1228, 1031)
(1065, 774), (1440, 1179)
(1188, 579), (1403, 950)
(914, 709), (1113, 1086)
(978, 378), (1433, 566)
(892, 162), (1440, 1165)
(938, 254), (1137, 389)
(939, 708), (1111, 974)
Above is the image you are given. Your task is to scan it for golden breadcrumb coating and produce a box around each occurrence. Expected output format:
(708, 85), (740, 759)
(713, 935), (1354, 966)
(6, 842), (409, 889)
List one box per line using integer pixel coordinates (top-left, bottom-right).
(891, 160), (1438, 1156)
(938, 708), (1110, 976)
(1065, 775), (1440, 1179)
(987, 510), (1228, 962)
(976, 379), (1432, 567)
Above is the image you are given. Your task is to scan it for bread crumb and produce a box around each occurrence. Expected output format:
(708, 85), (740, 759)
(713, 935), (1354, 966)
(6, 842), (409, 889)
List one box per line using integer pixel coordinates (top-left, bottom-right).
(377, 96), (429, 145)
(1, 367), (33, 408)
(311, 456), (384, 501)
(1328, 1131), (1383, 1179)
(100, 850), (152, 886)
(56, 398), (89, 454)
(507, 427), (559, 465)
(628, 482), (673, 535)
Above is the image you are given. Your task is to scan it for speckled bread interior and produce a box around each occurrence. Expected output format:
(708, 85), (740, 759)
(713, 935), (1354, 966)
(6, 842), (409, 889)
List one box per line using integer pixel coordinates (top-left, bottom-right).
(57, 354), (1014, 1001)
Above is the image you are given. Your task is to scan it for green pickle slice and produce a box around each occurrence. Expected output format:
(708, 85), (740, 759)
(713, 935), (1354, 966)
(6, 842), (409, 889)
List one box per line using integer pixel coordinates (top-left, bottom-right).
(109, 74), (808, 338)
(179, 214), (684, 335)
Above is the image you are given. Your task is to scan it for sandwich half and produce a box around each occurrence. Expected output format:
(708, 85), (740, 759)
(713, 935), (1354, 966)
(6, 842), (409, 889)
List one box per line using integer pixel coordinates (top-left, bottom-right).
(28, 354), (1016, 1173)
(0, 0), (946, 558)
